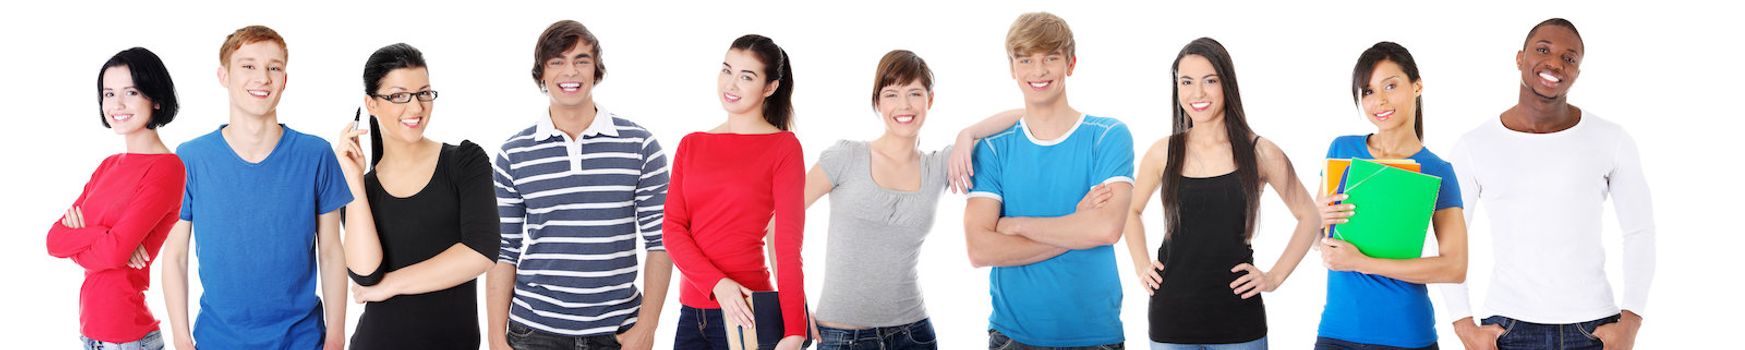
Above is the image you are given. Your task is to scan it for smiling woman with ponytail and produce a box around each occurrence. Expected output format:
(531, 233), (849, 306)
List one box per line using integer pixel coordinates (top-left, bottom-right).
(330, 42), (499, 350)
(662, 34), (814, 350)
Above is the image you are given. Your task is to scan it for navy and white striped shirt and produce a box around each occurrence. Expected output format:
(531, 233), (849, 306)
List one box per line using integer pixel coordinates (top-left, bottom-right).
(494, 109), (668, 336)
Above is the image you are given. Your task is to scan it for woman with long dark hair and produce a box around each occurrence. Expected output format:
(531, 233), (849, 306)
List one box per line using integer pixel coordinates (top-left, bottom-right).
(663, 34), (810, 350)
(1119, 37), (1322, 350)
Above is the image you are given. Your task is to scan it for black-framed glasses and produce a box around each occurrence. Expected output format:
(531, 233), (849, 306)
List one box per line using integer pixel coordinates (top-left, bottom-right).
(371, 90), (438, 104)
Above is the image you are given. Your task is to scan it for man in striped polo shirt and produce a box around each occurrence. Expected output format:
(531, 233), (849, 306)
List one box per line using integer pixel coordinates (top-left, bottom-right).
(486, 20), (673, 350)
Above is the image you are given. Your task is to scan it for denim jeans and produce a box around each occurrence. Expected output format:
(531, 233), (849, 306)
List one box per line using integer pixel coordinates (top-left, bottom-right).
(989, 329), (1123, 350)
(1150, 336), (1266, 350)
(1483, 314), (1620, 350)
(675, 306), (730, 350)
(81, 330), (163, 350)
(1313, 337), (1435, 350)
(506, 322), (621, 350)
(818, 318), (938, 350)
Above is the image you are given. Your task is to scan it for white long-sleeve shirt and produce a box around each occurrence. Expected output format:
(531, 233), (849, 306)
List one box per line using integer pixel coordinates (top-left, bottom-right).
(1438, 113), (1656, 324)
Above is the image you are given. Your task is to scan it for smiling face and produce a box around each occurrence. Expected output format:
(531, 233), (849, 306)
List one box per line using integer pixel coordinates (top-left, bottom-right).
(219, 41), (287, 118)
(1175, 54), (1225, 125)
(1359, 60), (1421, 133)
(101, 66), (155, 135)
(1517, 25), (1583, 100)
(876, 79), (932, 138)
(542, 42), (596, 109)
(1009, 50), (1074, 106)
(718, 48), (776, 115)
(366, 67), (433, 144)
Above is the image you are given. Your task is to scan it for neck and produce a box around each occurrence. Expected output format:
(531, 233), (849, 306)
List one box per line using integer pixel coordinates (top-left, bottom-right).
(122, 129), (169, 154)
(1507, 86), (1580, 133)
(223, 113), (280, 144)
(721, 109), (778, 133)
(548, 100), (597, 139)
(871, 132), (919, 158)
(1186, 113), (1230, 143)
(1367, 128), (1422, 158)
(379, 135), (434, 167)
(1020, 98), (1079, 138)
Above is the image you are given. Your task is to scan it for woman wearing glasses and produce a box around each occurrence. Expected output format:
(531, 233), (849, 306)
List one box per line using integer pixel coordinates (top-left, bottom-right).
(332, 43), (498, 349)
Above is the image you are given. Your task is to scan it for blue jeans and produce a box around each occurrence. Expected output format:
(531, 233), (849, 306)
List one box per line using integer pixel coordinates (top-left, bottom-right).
(989, 329), (1123, 350)
(1313, 337), (1435, 350)
(1483, 314), (1619, 350)
(818, 318), (938, 350)
(506, 322), (621, 350)
(1150, 336), (1266, 350)
(675, 306), (730, 350)
(81, 330), (163, 350)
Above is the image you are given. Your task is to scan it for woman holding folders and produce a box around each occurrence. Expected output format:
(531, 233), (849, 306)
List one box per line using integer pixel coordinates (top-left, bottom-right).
(1312, 42), (1469, 350)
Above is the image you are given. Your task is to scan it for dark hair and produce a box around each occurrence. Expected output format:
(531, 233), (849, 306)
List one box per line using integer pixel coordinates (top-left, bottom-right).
(1524, 18), (1583, 50)
(730, 34), (795, 131)
(97, 47), (178, 129)
(871, 49), (934, 110)
(531, 20), (605, 88)
(1351, 41), (1424, 140)
(1161, 37), (1262, 239)
(362, 43), (428, 170)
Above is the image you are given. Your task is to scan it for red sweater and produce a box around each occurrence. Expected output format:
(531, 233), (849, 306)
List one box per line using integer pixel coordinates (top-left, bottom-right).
(663, 131), (808, 337)
(46, 153), (184, 342)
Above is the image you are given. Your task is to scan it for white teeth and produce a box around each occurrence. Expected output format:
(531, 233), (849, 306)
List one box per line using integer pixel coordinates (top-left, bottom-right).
(400, 118), (420, 126)
(1376, 110), (1395, 118)
(1028, 81), (1051, 88)
(724, 93), (741, 102)
(558, 83), (581, 90)
(1539, 72), (1561, 83)
(895, 116), (915, 123)
(1190, 102), (1211, 109)
(112, 114), (132, 121)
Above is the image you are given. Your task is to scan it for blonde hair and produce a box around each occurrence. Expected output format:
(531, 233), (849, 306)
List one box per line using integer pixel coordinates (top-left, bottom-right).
(218, 25), (287, 67)
(1005, 12), (1075, 60)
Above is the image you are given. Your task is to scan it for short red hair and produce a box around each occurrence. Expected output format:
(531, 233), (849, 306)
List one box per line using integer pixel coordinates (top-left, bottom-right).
(219, 25), (287, 67)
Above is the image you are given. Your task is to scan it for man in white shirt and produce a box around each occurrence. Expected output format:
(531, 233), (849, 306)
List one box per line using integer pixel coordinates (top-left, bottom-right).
(1444, 18), (1656, 350)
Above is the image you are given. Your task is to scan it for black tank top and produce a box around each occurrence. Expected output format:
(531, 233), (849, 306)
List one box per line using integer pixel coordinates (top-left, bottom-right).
(1148, 171), (1267, 344)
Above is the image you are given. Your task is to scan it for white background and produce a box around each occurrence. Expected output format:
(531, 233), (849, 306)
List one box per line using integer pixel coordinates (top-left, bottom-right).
(3, 1), (1738, 348)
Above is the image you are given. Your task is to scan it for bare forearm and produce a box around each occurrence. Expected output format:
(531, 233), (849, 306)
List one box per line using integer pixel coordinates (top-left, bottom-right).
(1357, 255), (1465, 284)
(376, 244), (494, 296)
(318, 239), (348, 341)
(163, 248), (193, 341)
(1122, 212), (1153, 269)
(637, 252), (674, 326)
(342, 202), (383, 276)
(485, 262), (517, 344)
(1002, 211), (1123, 250)
(967, 226), (1067, 267)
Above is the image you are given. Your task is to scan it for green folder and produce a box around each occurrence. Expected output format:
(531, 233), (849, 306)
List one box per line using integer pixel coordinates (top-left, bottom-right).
(1332, 158), (1442, 260)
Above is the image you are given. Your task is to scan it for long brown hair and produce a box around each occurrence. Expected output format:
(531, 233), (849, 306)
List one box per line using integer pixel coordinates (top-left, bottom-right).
(1160, 38), (1262, 239)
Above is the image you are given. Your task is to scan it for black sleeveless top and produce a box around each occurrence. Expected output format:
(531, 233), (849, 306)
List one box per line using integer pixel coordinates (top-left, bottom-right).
(1148, 172), (1267, 344)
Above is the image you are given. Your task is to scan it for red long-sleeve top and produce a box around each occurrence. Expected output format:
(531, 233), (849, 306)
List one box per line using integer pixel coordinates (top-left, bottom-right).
(46, 153), (184, 343)
(663, 131), (808, 337)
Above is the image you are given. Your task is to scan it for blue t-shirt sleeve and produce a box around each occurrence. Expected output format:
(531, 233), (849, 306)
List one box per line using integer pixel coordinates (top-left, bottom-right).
(178, 154), (195, 222)
(314, 145), (354, 215)
(1427, 161), (1463, 210)
(968, 139), (1005, 201)
(1094, 122), (1136, 184)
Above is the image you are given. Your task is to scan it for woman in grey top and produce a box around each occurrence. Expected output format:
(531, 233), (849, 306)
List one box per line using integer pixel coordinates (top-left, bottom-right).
(788, 50), (1112, 350)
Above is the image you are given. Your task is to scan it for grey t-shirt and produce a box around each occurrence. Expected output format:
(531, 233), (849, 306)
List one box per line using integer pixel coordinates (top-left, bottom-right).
(813, 140), (952, 327)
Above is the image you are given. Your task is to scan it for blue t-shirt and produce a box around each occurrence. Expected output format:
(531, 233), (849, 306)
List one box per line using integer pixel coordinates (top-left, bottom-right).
(969, 115), (1133, 347)
(178, 125), (352, 349)
(1317, 135), (1461, 348)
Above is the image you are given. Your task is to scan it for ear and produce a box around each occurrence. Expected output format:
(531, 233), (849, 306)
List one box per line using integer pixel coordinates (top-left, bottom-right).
(216, 66), (228, 88)
(1412, 80), (1424, 98)
(762, 79), (779, 98)
(1066, 56), (1078, 76)
(363, 95), (379, 116)
(927, 91), (936, 107)
(1515, 50), (1526, 71)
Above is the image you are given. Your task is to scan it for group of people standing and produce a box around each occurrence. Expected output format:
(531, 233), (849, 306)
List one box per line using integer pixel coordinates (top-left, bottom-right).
(46, 11), (1653, 350)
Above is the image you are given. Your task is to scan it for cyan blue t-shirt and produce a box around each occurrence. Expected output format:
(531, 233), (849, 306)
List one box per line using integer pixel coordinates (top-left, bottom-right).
(178, 125), (352, 349)
(1318, 134), (1461, 348)
(969, 115), (1133, 347)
